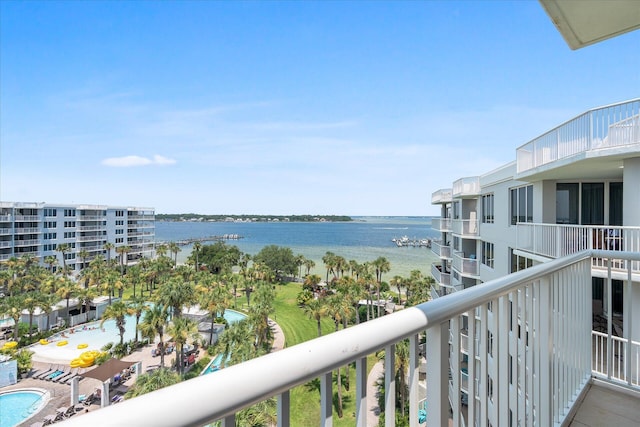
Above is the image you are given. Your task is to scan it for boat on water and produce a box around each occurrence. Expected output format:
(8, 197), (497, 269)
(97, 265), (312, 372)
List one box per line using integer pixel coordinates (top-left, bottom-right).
(391, 236), (431, 248)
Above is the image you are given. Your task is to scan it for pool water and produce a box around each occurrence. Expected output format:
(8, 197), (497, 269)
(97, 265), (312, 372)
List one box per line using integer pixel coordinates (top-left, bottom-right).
(0, 390), (47, 427)
(30, 308), (247, 363)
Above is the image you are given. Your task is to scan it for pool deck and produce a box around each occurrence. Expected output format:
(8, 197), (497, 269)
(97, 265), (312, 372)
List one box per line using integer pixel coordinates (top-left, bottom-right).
(5, 317), (285, 426)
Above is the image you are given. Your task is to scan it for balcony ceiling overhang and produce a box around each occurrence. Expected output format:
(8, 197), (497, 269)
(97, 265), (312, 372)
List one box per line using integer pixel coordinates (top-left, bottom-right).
(540, 0), (640, 50)
(516, 151), (633, 181)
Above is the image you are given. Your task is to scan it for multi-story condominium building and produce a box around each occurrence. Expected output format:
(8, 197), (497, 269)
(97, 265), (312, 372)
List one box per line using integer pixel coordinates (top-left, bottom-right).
(0, 202), (155, 271)
(430, 98), (640, 426)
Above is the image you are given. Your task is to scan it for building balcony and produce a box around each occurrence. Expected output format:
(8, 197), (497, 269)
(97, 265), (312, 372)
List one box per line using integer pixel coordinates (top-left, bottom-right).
(77, 225), (106, 231)
(0, 241), (11, 248)
(13, 239), (40, 247)
(452, 251), (480, 277)
(0, 254), (11, 261)
(431, 217), (452, 232)
(431, 239), (452, 259)
(516, 223), (640, 274)
(0, 215), (11, 222)
(127, 215), (155, 220)
(452, 176), (480, 198)
(431, 188), (453, 204)
(516, 98), (640, 177)
(77, 235), (102, 242)
(13, 215), (40, 221)
(0, 228), (11, 235)
(452, 218), (479, 237)
(14, 227), (40, 234)
(78, 215), (105, 221)
(62, 250), (640, 427)
(431, 262), (451, 287)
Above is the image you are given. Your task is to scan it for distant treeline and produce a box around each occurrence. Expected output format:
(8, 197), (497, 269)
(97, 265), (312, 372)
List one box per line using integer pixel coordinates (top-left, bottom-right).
(156, 213), (353, 222)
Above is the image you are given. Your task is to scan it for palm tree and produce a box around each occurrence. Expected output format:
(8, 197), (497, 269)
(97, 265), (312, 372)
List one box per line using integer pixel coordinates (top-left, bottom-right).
(23, 291), (42, 338)
(303, 258), (315, 276)
(373, 257), (390, 317)
(0, 294), (25, 341)
(103, 242), (114, 264)
(44, 255), (58, 273)
(325, 294), (353, 418)
(56, 278), (78, 321)
(125, 368), (180, 398)
(322, 251), (336, 283)
(303, 298), (327, 337)
(127, 295), (148, 343)
(198, 281), (231, 346)
(192, 241), (202, 272)
(139, 304), (170, 368)
(295, 254), (305, 279)
(55, 243), (71, 275)
(303, 274), (322, 296)
(155, 243), (168, 258)
(166, 316), (199, 375)
(75, 286), (96, 319)
(168, 242), (181, 266)
(77, 249), (89, 271)
(389, 275), (404, 307)
(156, 278), (195, 320)
(249, 282), (275, 351)
(115, 245), (131, 276)
(126, 265), (143, 298)
(100, 300), (130, 346)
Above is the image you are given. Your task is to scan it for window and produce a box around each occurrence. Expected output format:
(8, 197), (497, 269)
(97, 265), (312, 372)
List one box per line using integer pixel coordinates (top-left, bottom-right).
(64, 231), (76, 238)
(510, 185), (533, 225)
(116, 237), (124, 243)
(510, 249), (533, 273)
(116, 229), (124, 235)
(116, 210), (125, 217)
(482, 194), (494, 223)
(116, 220), (124, 226)
(43, 232), (57, 239)
(44, 221), (57, 228)
(64, 209), (76, 217)
(44, 208), (57, 217)
(44, 243), (57, 251)
(452, 201), (460, 219)
(482, 241), (494, 268)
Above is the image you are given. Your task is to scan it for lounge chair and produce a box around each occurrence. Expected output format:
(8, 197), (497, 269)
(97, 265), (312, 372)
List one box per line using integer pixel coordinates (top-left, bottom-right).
(34, 364), (58, 380)
(54, 368), (77, 383)
(47, 366), (69, 381)
(31, 364), (53, 379)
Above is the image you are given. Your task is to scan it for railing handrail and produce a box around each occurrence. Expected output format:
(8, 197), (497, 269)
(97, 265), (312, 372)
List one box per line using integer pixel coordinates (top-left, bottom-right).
(519, 222), (640, 230)
(61, 250), (640, 427)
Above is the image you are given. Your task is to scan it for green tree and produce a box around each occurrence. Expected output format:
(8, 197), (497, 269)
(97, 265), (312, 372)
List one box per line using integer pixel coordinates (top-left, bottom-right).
(56, 278), (78, 321)
(198, 241), (242, 275)
(303, 258), (316, 276)
(138, 304), (170, 368)
(103, 242), (115, 264)
(156, 278), (195, 320)
(116, 245), (131, 276)
(302, 297), (327, 337)
(55, 243), (71, 275)
(166, 316), (199, 375)
(0, 294), (25, 341)
(192, 241), (202, 271)
(125, 368), (180, 398)
(100, 300), (130, 346)
(197, 280), (231, 346)
(168, 242), (181, 267)
(373, 257), (391, 317)
(252, 245), (298, 281)
(127, 295), (148, 343)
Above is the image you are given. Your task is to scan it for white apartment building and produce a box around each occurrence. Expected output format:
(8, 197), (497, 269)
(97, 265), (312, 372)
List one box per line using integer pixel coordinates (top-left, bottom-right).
(0, 202), (155, 271)
(431, 98), (640, 425)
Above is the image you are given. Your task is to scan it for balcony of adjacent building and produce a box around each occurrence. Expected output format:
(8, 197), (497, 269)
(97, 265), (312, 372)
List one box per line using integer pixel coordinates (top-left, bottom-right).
(452, 250), (480, 278)
(516, 98), (640, 180)
(431, 188), (453, 204)
(516, 223), (640, 276)
(77, 225), (106, 232)
(13, 214), (40, 221)
(452, 176), (480, 198)
(452, 217), (480, 238)
(61, 250), (640, 427)
(0, 228), (11, 235)
(0, 215), (11, 222)
(431, 218), (452, 233)
(78, 214), (106, 221)
(431, 239), (452, 259)
(13, 227), (41, 234)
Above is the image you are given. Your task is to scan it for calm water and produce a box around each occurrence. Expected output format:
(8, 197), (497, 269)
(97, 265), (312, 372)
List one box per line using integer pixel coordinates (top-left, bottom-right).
(155, 216), (439, 278)
(0, 390), (46, 427)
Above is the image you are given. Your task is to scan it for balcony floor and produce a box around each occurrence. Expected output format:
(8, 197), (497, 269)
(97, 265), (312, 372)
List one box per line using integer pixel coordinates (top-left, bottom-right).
(568, 382), (640, 427)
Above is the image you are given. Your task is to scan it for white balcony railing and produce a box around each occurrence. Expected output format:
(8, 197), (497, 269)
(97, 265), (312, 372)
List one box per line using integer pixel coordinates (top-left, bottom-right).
(452, 218), (480, 237)
(517, 99), (640, 174)
(452, 176), (480, 197)
(452, 251), (480, 277)
(516, 223), (640, 272)
(61, 250), (640, 427)
(431, 218), (452, 232)
(14, 227), (40, 234)
(431, 188), (453, 204)
(431, 263), (451, 287)
(14, 215), (39, 221)
(431, 239), (452, 258)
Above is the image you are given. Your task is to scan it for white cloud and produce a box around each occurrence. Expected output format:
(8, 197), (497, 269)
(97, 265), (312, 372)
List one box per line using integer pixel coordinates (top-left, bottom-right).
(101, 154), (176, 167)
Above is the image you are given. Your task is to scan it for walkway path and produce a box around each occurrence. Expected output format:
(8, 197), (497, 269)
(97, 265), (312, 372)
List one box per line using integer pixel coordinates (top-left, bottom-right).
(367, 360), (383, 426)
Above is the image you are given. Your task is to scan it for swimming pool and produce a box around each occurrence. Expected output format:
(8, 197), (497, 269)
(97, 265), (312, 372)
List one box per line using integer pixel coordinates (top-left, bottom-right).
(0, 389), (48, 427)
(30, 309), (248, 363)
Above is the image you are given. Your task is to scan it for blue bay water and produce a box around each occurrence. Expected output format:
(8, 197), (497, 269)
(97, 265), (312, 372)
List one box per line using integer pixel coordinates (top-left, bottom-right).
(155, 216), (439, 278)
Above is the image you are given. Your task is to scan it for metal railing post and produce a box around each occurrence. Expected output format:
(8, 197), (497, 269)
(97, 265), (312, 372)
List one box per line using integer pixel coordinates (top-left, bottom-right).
(426, 322), (450, 427)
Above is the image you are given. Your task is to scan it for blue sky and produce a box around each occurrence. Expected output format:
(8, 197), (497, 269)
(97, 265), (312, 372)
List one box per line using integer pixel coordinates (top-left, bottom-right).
(1, 1), (638, 216)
